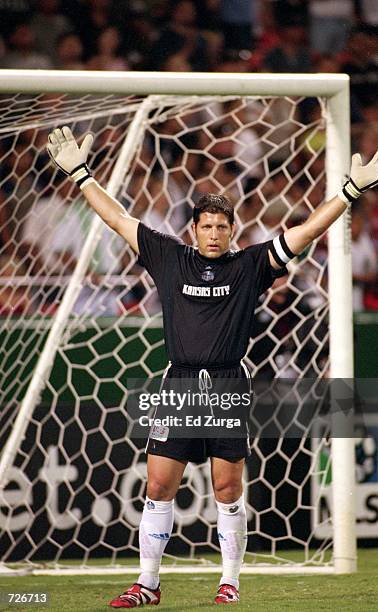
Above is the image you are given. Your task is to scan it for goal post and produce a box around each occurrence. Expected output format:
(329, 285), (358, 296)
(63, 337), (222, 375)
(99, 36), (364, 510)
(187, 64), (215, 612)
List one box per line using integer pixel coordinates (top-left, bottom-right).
(326, 88), (356, 574)
(0, 70), (355, 575)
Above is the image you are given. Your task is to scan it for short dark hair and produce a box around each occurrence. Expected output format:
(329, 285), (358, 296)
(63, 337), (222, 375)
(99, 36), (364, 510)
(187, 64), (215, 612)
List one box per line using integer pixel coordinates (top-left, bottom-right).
(193, 194), (234, 226)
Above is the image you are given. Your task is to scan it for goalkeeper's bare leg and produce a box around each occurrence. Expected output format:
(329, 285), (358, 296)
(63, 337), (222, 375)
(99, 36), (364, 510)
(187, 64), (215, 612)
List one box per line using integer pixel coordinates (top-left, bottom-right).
(109, 455), (186, 608)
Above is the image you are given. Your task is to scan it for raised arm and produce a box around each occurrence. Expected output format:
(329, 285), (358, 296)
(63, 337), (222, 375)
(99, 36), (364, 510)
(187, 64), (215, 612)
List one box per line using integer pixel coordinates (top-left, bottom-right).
(47, 127), (140, 253)
(268, 151), (378, 269)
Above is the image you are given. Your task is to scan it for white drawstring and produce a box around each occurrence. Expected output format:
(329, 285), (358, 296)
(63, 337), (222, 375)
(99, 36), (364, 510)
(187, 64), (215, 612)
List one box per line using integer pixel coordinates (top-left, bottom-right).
(199, 368), (214, 417)
(199, 368), (212, 392)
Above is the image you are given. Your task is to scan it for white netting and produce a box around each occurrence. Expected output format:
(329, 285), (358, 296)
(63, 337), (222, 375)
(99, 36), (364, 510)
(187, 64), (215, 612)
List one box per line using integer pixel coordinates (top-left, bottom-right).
(0, 91), (335, 571)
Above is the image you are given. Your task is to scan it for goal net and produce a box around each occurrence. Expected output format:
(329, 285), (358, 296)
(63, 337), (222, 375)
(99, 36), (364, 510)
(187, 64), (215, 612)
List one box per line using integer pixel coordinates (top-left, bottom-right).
(0, 71), (355, 575)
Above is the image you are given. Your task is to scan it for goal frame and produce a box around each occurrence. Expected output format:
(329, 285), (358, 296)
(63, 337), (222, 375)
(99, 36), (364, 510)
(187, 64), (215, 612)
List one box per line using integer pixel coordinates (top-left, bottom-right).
(0, 70), (355, 575)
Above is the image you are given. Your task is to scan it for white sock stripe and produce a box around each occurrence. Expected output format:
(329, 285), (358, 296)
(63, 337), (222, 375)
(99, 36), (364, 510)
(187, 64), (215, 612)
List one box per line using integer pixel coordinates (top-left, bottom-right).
(272, 235), (291, 264)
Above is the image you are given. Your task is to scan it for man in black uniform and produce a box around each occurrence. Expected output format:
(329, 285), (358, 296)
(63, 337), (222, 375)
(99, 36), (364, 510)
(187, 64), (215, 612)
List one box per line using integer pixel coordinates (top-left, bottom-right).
(47, 126), (378, 607)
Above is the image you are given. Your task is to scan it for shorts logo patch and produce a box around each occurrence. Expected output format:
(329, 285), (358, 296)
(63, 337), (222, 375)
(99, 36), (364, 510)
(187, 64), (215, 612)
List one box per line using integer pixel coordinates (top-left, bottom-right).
(147, 500), (155, 510)
(201, 266), (214, 282)
(150, 423), (169, 442)
(228, 505), (239, 513)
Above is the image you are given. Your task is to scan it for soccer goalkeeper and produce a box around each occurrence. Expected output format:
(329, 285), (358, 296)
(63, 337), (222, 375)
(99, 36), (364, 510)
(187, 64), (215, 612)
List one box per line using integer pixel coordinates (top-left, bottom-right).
(47, 127), (378, 608)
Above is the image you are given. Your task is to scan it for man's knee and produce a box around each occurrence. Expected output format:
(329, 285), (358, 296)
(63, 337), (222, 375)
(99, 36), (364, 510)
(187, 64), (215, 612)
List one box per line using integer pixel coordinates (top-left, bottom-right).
(146, 479), (176, 501)
(213, 479), (243, 503)
(147, 453), (186, 501)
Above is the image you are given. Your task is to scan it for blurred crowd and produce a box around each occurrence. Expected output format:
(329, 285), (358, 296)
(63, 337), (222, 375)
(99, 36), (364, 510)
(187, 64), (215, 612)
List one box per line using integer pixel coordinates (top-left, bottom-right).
(0, 0), (377, 327)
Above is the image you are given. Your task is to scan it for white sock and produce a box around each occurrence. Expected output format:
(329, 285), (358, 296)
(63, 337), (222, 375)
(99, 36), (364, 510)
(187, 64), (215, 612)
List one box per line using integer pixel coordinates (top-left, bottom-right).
(216, 495), (247, 590)
(138, 496), (174, 590)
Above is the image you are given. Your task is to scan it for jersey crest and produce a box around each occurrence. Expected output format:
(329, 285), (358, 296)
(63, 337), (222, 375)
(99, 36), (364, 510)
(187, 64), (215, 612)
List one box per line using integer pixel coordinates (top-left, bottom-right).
(201, 266), (215, 282)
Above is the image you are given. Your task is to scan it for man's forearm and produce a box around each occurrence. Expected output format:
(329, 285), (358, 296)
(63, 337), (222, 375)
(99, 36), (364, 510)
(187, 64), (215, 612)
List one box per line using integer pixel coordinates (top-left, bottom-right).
(304, 195), (348, 241)
(82, 180), (131, 230)
(81, 180), (140, 253)
(283, 195), (348, 258)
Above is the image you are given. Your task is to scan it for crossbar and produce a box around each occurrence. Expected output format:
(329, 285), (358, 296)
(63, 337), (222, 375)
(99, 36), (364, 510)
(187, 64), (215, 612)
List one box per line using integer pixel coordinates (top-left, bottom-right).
(0, 69), (349, 97)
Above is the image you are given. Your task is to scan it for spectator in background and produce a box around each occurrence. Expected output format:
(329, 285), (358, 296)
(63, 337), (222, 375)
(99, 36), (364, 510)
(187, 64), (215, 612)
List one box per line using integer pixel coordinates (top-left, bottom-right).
(219, 0), (253, 50)
(340, 26), (378, 111)
(138, 174), (175, 236)
(0, 255), (32, 316)
(77, 0), (115, 61)
(149, 0), (211, 71)
(356, 0), (378, 32)
(308, 0), (355, 55)
(0, 35), (5, 63)
(21, 177), (122, 315)
(250, 274), (325, 378)
(222, 99), (264, 191)
(58, 0), (87, 32)
(30, 0), (73, 65)
(161, 52), (192, 72)
(0, 23), (52, 69)
(0, 0), (32, 38)
(248, 198), (288, 244)
(216, 48), (251, 73)
(263, 16), (312, 73)
(269, 0), (308, 26)
(21, 178), (85, 278)
(118, 4), (156, 70)
(86, 26), (129, 71)
(192, 0), (222, 32)
(0, 143), (39, 265)
(55, 32), (84, 70)
(351, 203), (377, 311)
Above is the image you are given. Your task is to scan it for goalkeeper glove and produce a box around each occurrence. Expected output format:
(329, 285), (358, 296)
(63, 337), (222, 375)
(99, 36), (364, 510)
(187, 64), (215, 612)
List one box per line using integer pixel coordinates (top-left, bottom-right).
(47, 126), (94, 189)
(339, 150), (378, 204)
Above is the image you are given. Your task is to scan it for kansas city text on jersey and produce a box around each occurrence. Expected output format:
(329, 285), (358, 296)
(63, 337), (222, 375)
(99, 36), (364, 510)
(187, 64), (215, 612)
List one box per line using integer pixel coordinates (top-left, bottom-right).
(182, 284), (230, 297)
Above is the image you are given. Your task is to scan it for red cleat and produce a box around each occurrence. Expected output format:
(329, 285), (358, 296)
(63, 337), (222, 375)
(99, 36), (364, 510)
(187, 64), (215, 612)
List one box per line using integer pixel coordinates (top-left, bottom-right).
(109, 583), (161, 608)
(214, 583), (240, 604)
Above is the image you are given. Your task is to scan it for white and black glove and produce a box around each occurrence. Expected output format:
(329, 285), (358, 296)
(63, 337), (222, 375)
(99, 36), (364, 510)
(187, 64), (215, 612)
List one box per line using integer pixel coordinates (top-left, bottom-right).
(47, 126), (94, 189)
(339, 150), (378, 204)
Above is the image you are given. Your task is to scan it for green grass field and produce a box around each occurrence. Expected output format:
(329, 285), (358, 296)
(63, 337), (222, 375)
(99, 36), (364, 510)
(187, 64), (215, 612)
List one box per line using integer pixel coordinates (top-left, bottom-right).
(0, 549), (377, 612)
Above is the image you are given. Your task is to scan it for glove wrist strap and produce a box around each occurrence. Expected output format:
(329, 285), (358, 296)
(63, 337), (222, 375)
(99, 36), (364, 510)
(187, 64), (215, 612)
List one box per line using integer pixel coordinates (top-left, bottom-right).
(70, 163), (93, 188)
(338, 177), (362, 204)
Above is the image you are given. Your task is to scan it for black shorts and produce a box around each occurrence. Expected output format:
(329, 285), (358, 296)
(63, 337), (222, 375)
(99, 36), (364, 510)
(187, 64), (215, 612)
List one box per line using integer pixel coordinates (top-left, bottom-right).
(146, 436), (251, 464)
(146, 362), (252, 464)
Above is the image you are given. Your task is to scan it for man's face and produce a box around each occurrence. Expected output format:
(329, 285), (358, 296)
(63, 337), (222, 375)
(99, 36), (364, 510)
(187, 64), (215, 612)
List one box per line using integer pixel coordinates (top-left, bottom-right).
(192, 212), (234, 259)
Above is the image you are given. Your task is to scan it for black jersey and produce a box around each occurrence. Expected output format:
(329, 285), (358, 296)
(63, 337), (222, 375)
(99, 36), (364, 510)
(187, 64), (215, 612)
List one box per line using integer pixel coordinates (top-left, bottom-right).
(137, 222), (287, 367)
